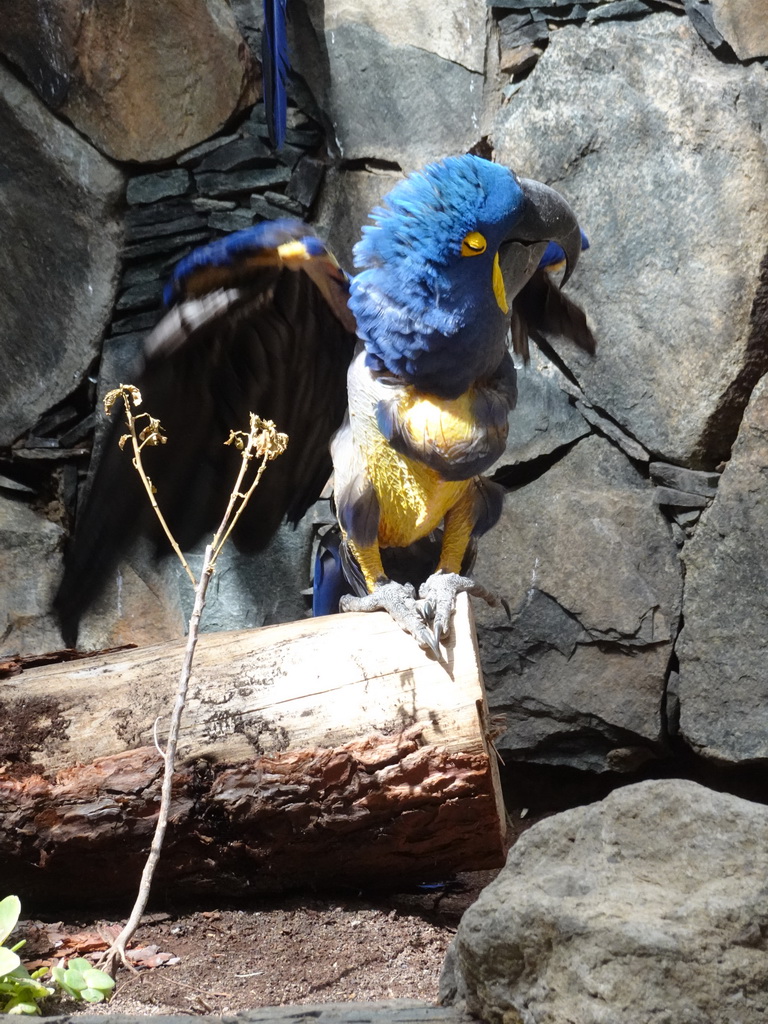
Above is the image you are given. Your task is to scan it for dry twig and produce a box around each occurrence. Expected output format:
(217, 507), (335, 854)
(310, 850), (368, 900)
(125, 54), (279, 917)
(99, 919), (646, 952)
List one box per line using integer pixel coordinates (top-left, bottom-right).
(98, 385), (287, 975)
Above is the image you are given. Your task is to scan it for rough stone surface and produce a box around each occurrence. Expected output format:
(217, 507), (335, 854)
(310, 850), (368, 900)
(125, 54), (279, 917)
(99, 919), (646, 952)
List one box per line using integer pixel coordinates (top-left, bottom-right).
(441, 779), (768, 1024)
(314, 166), (405, 270)
(0, 0), (258, 162)
(291, 0), (487, 171)
(0, 63), (123, 447)
(494, 15), (768, 467)
(676, 374), (768, 764)
(652, 485), (711, 510)
(73, 522), (315, 653)
(474, 434), (682, 771)
(710, 0), (768, 59)
(126, 170), (192, 206)
(496, 351), (592, 469)
(0, 495), (65, 658)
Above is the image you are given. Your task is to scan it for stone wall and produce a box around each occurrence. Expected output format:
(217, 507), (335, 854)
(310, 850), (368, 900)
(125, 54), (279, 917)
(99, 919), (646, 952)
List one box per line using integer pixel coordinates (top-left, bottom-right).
(1, 0), (767, 781)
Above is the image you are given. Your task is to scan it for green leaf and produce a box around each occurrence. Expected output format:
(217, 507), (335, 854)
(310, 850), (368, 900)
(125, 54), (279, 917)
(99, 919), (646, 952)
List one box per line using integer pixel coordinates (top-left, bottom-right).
(0, 947), (21, 975)
(63, 968), (85, 990)
(66, 958), (92, 973)
(79, 988), (106, 1003)
(50, 966), (78, 1000)
(0, 897), (21, 947)
(5, 1000), (41, 1015)
(82, 968), (115, 994)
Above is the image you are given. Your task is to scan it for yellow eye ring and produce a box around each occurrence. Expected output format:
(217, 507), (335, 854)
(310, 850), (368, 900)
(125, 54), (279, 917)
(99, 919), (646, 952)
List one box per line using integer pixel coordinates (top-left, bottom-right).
(461, 231), (487, 257)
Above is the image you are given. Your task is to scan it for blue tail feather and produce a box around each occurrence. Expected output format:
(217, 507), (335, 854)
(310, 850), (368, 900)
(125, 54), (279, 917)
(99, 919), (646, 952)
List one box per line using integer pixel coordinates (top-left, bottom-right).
(263, 0), (289, 149)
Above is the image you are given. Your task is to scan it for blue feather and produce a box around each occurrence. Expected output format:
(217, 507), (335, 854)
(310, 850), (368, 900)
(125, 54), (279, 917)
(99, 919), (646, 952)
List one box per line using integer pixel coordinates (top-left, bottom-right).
(312, 529), (352, 616)
(163, 218), (308, 305)
(263, 0), (289, 149)
(349, 156), (526, 398)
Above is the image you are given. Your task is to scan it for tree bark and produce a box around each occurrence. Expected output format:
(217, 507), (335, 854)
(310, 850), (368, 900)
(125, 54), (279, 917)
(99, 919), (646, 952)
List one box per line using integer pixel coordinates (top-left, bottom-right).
(0, 596), (505, 907)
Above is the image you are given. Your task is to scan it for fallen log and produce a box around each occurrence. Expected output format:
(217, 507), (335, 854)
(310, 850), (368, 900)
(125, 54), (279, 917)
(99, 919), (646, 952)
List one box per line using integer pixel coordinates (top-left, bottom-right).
(0, 596), (505, 906)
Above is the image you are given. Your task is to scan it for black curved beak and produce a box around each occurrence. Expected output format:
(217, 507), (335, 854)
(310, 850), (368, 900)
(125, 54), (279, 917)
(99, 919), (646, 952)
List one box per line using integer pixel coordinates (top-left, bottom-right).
(513, 178), (583, 285)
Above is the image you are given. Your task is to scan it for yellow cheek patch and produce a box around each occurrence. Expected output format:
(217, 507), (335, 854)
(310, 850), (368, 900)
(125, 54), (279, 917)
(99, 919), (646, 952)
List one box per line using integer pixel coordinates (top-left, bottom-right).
(492, 252), (509, 314)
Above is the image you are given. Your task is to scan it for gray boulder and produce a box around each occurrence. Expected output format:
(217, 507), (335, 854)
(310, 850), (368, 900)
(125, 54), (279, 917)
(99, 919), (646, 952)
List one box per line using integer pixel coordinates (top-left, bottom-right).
(475, 434), (682, 771)
(74, 523), (314, 653)
(0, 495), (65, 658)
(441, 779), (768, 1024)
(291, 0), (487, 171)
(494, 14), (768, 467)
(498, 350), (591, 469)
(0, 64), (124, 447)
(676, 374), (768, 764)
(709, 0), (768, 59)
(313, 166), (404, 271)
(0, 0), (258, 162)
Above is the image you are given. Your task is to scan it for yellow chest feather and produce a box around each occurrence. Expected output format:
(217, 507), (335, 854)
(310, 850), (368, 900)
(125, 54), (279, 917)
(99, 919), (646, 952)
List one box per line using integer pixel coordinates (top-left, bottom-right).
(364, 391), (477, 548)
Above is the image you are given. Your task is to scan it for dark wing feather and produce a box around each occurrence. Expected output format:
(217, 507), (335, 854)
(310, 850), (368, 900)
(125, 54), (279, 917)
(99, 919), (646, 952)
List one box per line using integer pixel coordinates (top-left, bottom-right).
(511, 267), (596, 362)
(262, 0), (289, 148)
(511, 227), (596, 367)
(55, 226), (357, 646)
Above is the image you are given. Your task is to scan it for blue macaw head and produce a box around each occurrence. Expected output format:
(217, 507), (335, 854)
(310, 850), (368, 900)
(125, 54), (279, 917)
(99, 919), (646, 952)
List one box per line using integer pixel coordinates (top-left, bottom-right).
(349, 154), (583, 398)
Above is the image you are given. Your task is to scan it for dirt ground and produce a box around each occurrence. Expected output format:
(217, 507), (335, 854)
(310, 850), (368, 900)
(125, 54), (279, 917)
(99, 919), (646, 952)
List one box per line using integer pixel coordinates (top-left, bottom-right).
(17, 867), (504, 1017)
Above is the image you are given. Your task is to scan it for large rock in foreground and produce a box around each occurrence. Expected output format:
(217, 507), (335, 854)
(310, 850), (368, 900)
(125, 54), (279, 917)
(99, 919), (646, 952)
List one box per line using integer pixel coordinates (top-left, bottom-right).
(441, 779), (768, 1024)
(675, 374), (768, 764)
(0, 64), (123, 446)
(495, 14), (768, 467)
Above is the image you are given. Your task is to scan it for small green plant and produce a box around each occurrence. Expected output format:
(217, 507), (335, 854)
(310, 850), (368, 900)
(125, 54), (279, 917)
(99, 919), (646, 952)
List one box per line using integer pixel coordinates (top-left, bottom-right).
(50, 959), (115, 1004)
(0, 897), (114, 1014)
(0, 896), (53, 1014)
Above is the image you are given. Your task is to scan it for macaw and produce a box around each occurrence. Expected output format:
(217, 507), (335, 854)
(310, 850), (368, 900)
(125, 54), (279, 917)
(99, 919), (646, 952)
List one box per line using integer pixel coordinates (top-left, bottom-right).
(54, 155), (593, 652)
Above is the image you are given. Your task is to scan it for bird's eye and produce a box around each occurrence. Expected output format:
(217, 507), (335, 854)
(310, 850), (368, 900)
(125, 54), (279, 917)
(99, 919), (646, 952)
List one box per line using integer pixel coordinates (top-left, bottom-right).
(461, 231), (487, 257)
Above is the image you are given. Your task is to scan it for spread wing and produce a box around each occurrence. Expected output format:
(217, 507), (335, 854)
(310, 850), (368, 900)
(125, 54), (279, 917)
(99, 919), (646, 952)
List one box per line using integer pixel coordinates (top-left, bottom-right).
(55, 219), (357, 645)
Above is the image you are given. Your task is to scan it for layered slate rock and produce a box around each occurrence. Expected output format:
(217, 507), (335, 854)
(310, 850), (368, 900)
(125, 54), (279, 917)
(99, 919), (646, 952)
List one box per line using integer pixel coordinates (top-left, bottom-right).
(290, 0), (486, 171)
(475, 435), (682, 771)
(494, 15), (768, 467)
(0, 0), (258, 162)
(675, 375), (768, 764)
(0, 64), (123, 447)
(441, 780), (768, 1024)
